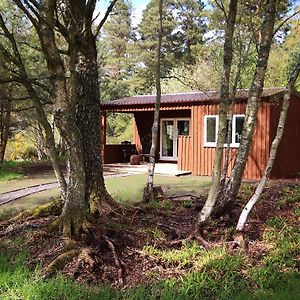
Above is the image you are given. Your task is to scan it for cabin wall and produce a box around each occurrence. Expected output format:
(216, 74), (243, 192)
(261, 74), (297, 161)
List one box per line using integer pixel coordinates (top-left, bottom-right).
(270, 95), (300, 178)
(189, 102), (270, 180)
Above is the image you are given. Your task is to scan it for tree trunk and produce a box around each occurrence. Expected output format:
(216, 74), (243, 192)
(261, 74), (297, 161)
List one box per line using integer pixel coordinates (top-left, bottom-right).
(220, 38), (251, 186)
(236, 54), (300, 232)
(217, 0), (277, 214)
(38, 0), (87, 236)
(0, 98), (11, 164)
(0, 8), (67, 198)
(144, 0), (163, 202)
(195, 0), (237, 227)
(68, 1), (114, 214)
(36, 123), (49, 160)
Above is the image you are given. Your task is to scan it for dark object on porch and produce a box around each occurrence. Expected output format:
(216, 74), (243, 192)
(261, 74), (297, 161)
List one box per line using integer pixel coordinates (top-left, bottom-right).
(121, 141), (137, 162)
(130, 155), (141, 165)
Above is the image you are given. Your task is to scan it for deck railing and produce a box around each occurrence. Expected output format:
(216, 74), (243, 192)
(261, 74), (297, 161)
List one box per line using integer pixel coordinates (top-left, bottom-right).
(178, 135), (192, 171)
(104, 144), (137, 164)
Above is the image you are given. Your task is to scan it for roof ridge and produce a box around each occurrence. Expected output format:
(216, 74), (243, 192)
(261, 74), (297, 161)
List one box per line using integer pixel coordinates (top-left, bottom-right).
(120, 87), (286, 99)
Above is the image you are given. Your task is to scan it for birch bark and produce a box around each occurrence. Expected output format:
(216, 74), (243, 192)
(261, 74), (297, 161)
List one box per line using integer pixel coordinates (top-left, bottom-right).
(145, 0), (163, 201)
(195, 0), (237, 226)
(236, 54), (300, 232)
(217, 0), (277, 214)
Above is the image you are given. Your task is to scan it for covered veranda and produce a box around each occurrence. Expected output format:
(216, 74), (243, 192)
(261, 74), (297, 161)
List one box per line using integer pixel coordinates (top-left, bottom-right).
(100, 94), (194, 173)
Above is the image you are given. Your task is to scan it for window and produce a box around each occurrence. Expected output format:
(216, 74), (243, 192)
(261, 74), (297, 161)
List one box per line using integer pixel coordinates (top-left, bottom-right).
(233, 115), (245, 145)
(204, 115), (217, 146)
(204, 114), (245, 147)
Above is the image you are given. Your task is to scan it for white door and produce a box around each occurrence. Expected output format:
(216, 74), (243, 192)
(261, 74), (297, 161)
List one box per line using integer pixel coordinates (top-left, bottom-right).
(160, 118), (190, 160)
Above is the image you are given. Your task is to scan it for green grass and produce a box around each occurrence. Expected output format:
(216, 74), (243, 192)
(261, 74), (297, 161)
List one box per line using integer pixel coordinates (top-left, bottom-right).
(1, 234), (299, 300)
(0, 174), (209, 218)
(0, 161), (23, 182)
(105, 174), (211, 204)
(1, 186), (300, 299)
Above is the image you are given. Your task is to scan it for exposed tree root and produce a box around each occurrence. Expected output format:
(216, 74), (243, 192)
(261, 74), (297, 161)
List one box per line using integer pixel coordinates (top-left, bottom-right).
(46, 218), (61, 233)
(42, 249), (80, 278)
(0, 216), (57, 239)
(31, 199), (62, 218)
(143, 186), (165, 202)
(169, 229), (212, 250)
(103, 235), (125, 287)
(232, 231), (248, 251)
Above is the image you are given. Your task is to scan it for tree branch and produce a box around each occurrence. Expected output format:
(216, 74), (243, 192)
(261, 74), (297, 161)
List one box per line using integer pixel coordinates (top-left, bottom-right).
(214, 0), (228, 23)
(273, 10), (300, 37)
(94, 0), (118, 37)
(13, 0), (39, 28)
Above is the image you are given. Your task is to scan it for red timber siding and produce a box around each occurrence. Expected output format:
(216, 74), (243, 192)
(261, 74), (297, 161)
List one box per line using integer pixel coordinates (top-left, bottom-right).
(186, 102), (271, 180)
(133, 120), (142, 152)
(270, 95), (300, 178)
(178, 136), (192, 171)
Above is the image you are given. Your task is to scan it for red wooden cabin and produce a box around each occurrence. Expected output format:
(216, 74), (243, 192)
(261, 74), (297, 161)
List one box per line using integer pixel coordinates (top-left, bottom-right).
(101, 87), (300, 180)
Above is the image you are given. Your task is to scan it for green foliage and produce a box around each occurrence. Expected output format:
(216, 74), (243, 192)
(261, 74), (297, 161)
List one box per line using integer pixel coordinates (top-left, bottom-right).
(148, 199), (172, 211)
(278, 186), (300, 208)
(132, 0), (207, 94)
(0, 250), (103, 300)
(6, 133), (38, 161)
(0, 207), (21, 222)
(266, 216), (285, 229)
(106, 113), (133, 144)
(250, 222), (300, 296)
(0, 160), (23, 181)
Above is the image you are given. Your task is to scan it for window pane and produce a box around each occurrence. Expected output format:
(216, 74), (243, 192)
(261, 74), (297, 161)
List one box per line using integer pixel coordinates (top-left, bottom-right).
(235, 116), (244, 143)
(177, 120), (189, 136)
(206, 117), (216, 143)
(161, 121), (174, 157)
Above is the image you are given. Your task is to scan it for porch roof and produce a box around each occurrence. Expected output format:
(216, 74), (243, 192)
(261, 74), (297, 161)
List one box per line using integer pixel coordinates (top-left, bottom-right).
(101, 87), (287, 111)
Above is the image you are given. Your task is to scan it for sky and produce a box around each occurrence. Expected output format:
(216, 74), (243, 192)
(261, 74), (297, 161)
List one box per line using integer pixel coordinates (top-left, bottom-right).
(96, 0), (150, 26)
(95, 0), (300, 27)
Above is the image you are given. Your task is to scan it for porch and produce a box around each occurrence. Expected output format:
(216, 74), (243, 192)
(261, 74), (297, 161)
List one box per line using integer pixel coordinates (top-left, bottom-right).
(103, 162), (192, 177)
(101, 108), (193, 173)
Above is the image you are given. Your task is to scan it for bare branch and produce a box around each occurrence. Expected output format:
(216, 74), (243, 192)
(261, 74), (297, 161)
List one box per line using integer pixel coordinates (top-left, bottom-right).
(273, 10), (300, 37)
(94, 0), (118, 37)
(13, 0), (39, 28)
(214, 0), (228, 23)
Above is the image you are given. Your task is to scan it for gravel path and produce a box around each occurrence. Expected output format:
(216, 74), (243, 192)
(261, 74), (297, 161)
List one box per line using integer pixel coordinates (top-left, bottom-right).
(0, 182), (59, 205)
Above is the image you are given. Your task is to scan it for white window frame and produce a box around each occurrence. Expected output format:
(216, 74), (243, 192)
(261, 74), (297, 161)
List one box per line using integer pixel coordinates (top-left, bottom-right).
(204, 114), (245, 148)
(231, 114), (245, 147)
(160, 118), (190, 160)
(204, 115), (218, 147)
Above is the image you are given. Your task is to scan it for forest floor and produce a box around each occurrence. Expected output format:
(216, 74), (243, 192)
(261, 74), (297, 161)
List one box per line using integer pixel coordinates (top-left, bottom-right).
(0, 179), (299, 299)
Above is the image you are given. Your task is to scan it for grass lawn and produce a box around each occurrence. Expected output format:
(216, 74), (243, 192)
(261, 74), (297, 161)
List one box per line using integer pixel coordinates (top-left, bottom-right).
(0, 174), (211, 213)
(106, 174), (211, 205)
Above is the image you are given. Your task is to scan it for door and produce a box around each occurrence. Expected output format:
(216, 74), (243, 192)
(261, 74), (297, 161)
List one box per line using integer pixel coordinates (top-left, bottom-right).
(160, 118), (190, 160)
(161, 120), (175, 159)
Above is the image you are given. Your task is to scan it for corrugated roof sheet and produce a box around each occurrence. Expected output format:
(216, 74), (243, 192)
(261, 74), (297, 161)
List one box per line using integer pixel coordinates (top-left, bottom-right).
(101, 87), (286, 108)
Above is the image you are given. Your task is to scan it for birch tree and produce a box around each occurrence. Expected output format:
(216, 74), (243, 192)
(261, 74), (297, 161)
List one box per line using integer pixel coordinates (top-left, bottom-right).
(195, 0), (238, 230)
(144, 0), (163, 202)
(236, 53), (300, 233)
(216, 0), (278, 214)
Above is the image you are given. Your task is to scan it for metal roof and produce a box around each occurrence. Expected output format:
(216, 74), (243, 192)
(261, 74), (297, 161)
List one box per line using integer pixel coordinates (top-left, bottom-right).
(101, 87), (287, 109)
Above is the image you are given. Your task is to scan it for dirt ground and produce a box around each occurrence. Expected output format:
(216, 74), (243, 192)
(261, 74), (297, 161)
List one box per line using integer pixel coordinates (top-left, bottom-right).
(0, 179), (299, 288)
